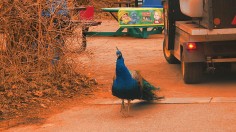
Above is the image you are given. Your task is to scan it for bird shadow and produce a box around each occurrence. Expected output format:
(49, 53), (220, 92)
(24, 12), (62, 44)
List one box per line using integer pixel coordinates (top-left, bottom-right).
(130, 101), (156, 111)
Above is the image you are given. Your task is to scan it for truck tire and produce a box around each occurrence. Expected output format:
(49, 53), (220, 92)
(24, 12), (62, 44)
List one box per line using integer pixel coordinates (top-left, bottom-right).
(181, 57), (203, 84)
(163, 39), (180, 64)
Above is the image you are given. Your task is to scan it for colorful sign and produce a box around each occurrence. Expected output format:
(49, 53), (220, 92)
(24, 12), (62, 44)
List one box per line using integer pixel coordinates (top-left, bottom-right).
(118, 8), (164, 27)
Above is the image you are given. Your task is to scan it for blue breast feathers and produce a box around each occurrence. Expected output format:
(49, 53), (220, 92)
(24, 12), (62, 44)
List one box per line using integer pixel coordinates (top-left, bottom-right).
(112, 55), (142, 100)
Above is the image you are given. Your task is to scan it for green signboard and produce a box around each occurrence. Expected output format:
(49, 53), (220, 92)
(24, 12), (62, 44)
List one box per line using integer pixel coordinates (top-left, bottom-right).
(118, 8), (164, 27)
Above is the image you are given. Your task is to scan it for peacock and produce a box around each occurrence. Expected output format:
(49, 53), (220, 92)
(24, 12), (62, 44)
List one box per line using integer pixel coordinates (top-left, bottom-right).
(112, 47), (164, 115)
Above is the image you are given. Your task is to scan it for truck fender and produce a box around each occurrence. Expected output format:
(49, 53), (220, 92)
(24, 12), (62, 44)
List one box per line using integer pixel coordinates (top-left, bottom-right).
(181, 42), (205, 63)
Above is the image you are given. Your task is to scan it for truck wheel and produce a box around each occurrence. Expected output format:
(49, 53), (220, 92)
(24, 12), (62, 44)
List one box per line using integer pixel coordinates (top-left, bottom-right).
(163, 39), (180, 64)
(181, 58), (203, 84)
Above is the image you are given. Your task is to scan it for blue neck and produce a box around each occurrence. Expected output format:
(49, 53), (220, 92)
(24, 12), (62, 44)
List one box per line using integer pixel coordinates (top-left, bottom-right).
(116, 57), (132, 81)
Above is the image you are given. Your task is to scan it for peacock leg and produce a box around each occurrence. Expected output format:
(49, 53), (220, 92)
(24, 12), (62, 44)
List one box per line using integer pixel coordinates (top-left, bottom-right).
(120, 99), (125, 113)
(127, 100), (131, 114)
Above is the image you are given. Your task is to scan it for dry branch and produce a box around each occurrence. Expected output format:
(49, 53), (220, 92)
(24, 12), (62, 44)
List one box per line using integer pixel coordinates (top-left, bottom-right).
(0, 0), (96, 120)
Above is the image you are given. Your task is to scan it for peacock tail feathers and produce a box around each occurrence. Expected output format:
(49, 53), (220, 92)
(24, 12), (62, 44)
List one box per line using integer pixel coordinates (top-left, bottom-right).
(141, 79), (161, 101)
(143, 79), (160, 91)
(129, 70), (162, 101)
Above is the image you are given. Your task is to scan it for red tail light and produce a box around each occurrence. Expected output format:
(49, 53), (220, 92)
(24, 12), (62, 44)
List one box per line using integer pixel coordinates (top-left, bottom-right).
(214, 18), (221, 25)
(187, 42), (197, 50)
(232, 16), (236, 25)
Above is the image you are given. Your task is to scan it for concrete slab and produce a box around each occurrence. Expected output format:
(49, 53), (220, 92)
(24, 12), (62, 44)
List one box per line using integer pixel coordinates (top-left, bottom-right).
(156, 97), (212, 104)
(211, 97), (236, 103)
(92, 97), (213, 105)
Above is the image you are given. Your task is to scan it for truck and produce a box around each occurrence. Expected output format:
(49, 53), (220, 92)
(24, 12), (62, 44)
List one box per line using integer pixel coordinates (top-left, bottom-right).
(162, 0), (236, 83)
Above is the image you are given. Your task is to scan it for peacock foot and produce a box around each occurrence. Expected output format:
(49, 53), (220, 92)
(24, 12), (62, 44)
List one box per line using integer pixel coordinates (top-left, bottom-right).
(120, 100), (132, 118)
(120, 99), (126, 115)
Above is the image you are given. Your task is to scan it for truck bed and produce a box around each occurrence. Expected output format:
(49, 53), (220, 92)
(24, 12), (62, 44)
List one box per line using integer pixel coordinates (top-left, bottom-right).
(175, 21), (236, 42)
(176, 21), (236, 35)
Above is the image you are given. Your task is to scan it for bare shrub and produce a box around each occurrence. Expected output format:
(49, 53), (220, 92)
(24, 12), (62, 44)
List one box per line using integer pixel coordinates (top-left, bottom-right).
(0, 0), (95, 119)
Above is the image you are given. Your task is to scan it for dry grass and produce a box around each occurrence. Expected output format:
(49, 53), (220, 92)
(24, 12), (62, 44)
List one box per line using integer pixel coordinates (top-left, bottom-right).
(0, 0), (98, 121)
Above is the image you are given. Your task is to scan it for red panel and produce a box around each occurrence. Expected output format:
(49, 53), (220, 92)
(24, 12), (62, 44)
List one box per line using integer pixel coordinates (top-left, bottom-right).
(79, 6), (94, 20)
(232, 16), (236, 25)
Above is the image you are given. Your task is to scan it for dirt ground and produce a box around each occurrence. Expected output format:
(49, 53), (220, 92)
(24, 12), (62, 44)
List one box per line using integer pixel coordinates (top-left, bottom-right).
(78, 20), (236, 98)
(2, 20), (236, 131)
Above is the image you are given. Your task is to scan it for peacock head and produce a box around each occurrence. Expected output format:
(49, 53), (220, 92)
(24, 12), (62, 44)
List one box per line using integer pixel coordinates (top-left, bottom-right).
(116, 47), (122, 59)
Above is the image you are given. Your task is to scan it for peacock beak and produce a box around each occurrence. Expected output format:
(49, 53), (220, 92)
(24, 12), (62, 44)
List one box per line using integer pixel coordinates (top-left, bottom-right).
(116, 47), (122, 58)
